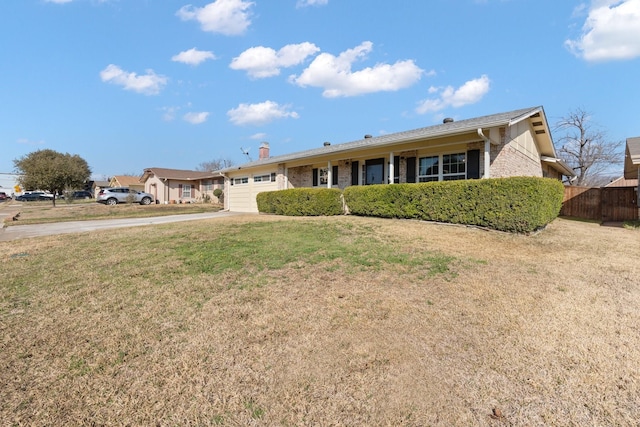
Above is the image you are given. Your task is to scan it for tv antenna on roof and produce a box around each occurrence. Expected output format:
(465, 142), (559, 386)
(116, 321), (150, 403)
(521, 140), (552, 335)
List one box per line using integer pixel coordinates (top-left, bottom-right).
(240, 147), (252, 161)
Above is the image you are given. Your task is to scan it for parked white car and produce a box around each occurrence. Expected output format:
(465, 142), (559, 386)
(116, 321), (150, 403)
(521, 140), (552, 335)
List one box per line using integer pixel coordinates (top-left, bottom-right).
(97, 187), (154, 205)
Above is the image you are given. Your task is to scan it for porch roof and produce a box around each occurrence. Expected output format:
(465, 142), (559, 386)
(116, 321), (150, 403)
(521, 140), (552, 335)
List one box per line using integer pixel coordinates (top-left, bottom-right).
(141, 167), (221, 183)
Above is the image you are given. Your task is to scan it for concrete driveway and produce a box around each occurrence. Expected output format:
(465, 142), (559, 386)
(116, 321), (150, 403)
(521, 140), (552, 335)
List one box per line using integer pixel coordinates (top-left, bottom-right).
(0, 211), (246, 242)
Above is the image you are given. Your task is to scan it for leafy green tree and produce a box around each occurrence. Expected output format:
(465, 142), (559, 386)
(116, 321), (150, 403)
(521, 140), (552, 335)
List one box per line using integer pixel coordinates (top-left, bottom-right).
(14, 149), (91, 206)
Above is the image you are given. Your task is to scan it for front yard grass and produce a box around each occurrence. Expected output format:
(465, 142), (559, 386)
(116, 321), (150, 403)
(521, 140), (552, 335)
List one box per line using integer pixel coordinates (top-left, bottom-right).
(1, 199), (220, 226)
(1, 215), (639, 425)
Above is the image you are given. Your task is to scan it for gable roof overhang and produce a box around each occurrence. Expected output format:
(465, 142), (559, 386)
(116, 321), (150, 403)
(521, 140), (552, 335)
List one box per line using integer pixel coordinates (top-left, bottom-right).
(540, 156), (576, 178)
(141, 167), (221, 183)
(219, 106), (572, 177)
(111, 175), (143, 187)
(624, 137), (640, 179)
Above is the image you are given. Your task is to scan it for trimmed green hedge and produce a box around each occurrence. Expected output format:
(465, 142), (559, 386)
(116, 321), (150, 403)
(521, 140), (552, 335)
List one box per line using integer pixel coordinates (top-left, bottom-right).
(256, 188), (344, 216)
(343, 177), (564, 233)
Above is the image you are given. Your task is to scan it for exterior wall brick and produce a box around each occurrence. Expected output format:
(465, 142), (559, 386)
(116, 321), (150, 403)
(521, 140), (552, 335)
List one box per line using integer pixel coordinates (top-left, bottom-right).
(490, 145), (542, 178)
(288, 165), (312, 188)
(277, 164), (286, 190)
(336, 160), (350, 189)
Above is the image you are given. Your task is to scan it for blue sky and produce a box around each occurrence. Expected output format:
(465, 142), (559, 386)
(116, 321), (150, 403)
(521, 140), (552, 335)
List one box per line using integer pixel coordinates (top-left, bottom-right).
(1, 0), (639, 186)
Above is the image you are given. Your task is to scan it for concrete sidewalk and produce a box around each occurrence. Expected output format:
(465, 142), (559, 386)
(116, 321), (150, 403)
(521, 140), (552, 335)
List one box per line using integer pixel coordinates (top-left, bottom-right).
(0, 211), (246, 242)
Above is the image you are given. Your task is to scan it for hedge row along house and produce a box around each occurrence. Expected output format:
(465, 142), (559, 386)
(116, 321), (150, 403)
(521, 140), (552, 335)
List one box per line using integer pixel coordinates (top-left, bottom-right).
(217, 106), (575, 213)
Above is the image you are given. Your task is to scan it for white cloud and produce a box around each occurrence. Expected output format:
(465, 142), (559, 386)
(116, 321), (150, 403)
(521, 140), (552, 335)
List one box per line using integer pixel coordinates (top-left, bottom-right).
(172, 48), (216, 66)
(296, 0), (328, 7)
(100, 64), (168, 95)
(290, 41), (424, 97)
(230, 42), (320, 78)
(227, 100), (299, 126)
(160, 106), (178, 122)
(565, 0), (640, 61)
(415, 75), (491, 114)
(250, 132), (268, 140)
(183, 112), (210, 124)
(176, 0), (254, 36)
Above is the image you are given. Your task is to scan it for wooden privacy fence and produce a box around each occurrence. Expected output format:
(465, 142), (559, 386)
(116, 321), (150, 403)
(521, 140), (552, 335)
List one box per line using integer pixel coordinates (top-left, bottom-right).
(561, 186), (639, 222)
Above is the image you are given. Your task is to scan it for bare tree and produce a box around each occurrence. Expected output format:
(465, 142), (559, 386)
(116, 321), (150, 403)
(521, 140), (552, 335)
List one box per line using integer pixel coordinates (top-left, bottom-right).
(553, 108), (623, 186)
(196, 158), (234, 172)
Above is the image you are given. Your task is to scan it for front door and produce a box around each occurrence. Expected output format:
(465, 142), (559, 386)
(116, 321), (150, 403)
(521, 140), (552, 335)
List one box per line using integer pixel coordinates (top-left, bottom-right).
(366, 158), (385, 185)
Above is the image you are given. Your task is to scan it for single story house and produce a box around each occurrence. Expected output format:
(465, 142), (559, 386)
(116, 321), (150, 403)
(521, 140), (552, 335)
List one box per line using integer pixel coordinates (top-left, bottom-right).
(218, 106), (576, 213)
(605, 177), (638, 188)
(623, 136), (640, 207)
(109, 175), (145, 192)
(140, 167), (224, 204)
(91, 180), (110, 198)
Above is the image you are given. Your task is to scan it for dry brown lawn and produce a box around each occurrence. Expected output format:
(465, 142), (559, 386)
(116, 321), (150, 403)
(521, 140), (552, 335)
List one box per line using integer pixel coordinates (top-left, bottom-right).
(1, 199), (217, 226)
(1, 215), (639, 426)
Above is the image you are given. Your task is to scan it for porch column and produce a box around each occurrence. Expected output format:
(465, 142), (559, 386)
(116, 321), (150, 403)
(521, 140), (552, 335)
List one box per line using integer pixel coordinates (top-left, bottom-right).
(327, 161), (332, 188)
(484, 140), (491, 178)
(389, 152), (394, 184)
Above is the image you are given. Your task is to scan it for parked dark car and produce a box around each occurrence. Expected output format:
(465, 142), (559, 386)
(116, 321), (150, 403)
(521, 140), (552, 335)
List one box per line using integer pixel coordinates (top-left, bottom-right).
(15, 192), (49, 201)
(0, 192), (8, 201)
(72, 190), (93, 199)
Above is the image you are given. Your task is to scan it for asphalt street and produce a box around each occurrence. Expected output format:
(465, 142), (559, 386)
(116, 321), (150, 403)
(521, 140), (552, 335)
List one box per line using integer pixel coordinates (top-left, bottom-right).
(0, 211), (245, 242)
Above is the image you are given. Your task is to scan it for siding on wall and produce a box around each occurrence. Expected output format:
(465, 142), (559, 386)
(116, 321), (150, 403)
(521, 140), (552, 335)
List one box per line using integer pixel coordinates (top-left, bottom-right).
(490, 125), (543, 178)
(228, 169), (279, 212)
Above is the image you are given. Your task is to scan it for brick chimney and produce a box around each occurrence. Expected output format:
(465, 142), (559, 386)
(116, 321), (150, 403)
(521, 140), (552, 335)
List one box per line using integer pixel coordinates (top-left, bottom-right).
(259, 142), (270, 160)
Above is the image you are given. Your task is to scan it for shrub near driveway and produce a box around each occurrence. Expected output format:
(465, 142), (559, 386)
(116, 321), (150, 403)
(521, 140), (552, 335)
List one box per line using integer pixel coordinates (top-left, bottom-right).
(257, 188), (343, 216)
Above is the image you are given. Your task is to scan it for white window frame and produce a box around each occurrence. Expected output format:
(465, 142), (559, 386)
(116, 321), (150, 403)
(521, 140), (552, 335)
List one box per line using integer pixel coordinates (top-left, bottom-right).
(318, 168), (329, 186)
(418, 155), (439, 182)
(254, 174), (273, 183)
(182, 184), (192, 198)
(418, 152), (466, 182)
(232, 177), (249, 185)
(442, 153), (466, 181)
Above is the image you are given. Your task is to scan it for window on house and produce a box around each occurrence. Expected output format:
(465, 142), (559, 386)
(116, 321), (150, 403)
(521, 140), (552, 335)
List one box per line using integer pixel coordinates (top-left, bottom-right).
(203, 180), (213, 191)
(232, 177), (249, 185)
(418, 153), (466, 182)
(312, 168), (329, 186)
(182, 184), (192, 198)
(418, 156), (439, 182)
(254, 173), (276, 183)
(319, 168), (328, 185)
(442, 153), (466, 181)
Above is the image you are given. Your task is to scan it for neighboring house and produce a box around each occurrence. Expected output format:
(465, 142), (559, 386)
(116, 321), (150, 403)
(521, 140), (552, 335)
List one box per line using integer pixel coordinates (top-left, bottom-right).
(605, 177), (638, 188)
(218, 106), (576, 213)
(92, 180), (110, 198)
(623, 136), (640, 208)
(110, 175), (145, 192)
(140, 167), (224, 204)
